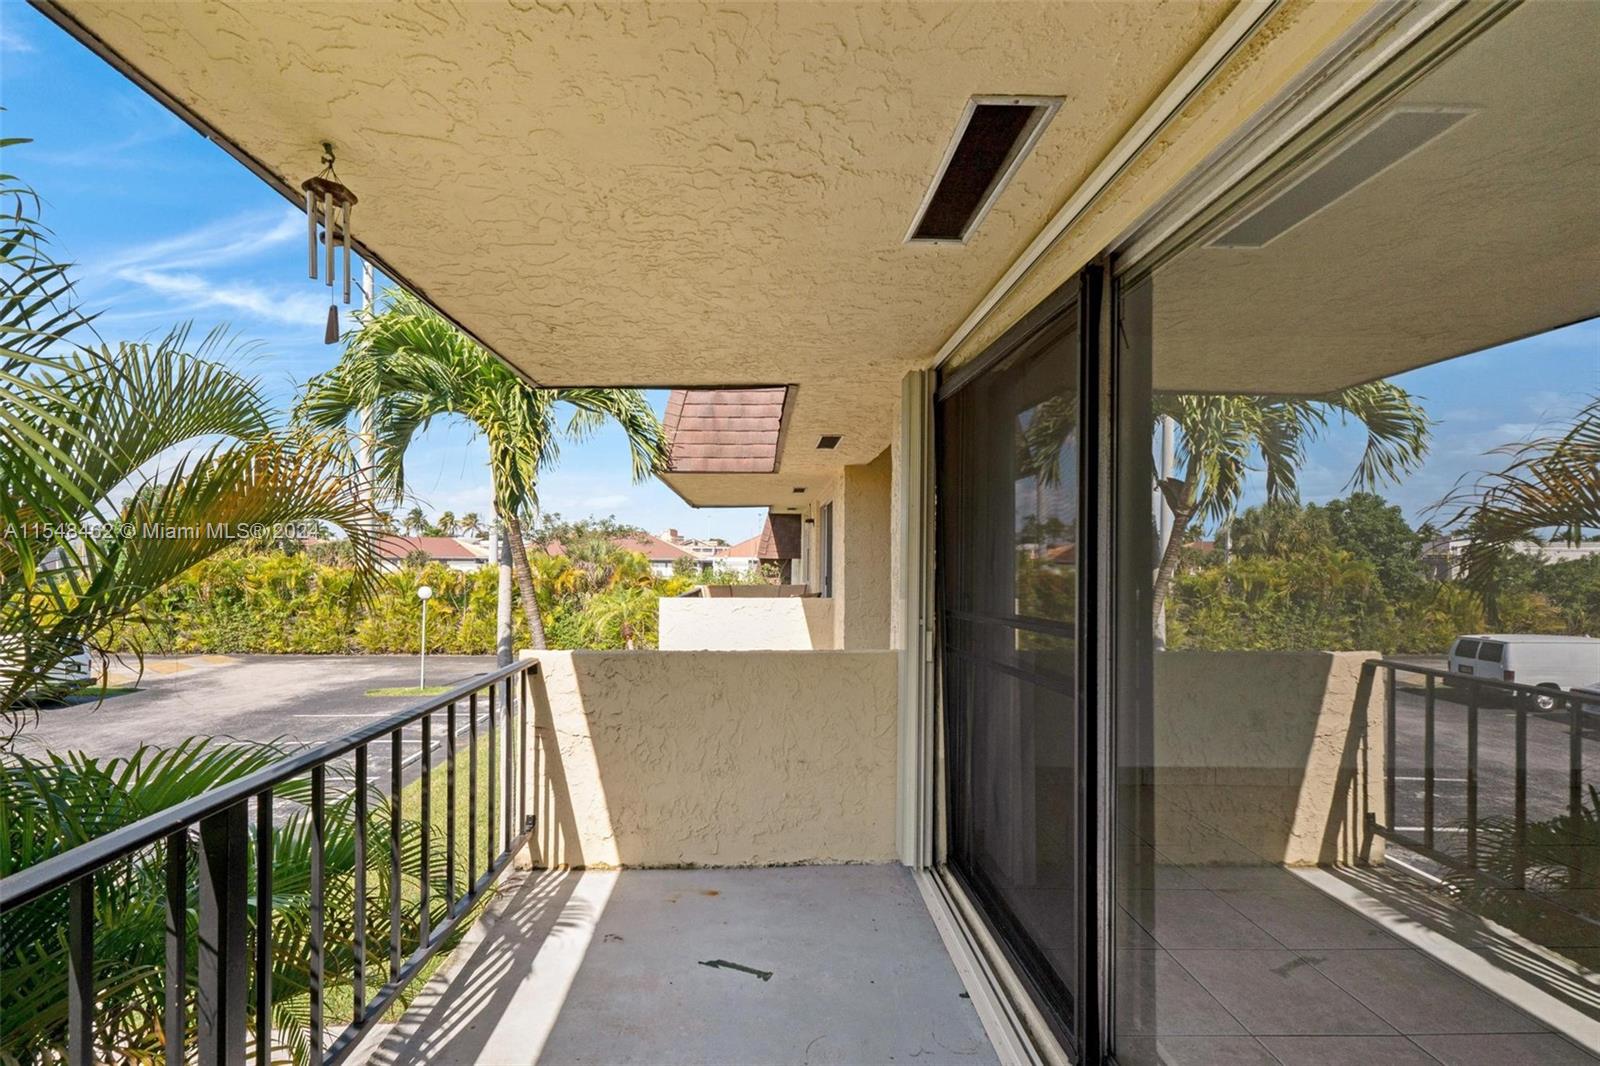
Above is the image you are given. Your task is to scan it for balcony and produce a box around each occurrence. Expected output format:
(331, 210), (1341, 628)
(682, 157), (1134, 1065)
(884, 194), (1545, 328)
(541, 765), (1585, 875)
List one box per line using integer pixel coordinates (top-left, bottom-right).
(3, 647), (1595, 1064)
(357, 865), (994, 1066)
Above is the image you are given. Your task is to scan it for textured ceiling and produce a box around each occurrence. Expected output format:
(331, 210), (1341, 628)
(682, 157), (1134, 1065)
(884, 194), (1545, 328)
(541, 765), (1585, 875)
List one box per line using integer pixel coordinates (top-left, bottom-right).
(1152, 1), (1600, 394)
(54, 0), (1233, 499)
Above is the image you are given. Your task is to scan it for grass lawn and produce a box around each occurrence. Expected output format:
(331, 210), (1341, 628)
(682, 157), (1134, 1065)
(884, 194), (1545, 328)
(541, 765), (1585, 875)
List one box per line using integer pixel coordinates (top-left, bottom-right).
(282, 727), (522, 1029)
(365, 684), (454, 697)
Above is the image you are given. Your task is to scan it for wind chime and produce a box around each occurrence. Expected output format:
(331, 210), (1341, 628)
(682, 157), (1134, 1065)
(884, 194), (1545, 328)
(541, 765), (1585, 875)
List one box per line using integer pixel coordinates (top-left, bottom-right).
(302, 142), (359, 343)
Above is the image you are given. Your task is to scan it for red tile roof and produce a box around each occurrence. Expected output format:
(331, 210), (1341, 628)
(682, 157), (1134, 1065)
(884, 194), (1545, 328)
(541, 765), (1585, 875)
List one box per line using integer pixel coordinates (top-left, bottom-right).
(544, 532), (693, 563)
(724, 534), (762, 558)
(375, 535), (481, 561)
(757, 514), (801, 560)
(663, 387), (788, 473)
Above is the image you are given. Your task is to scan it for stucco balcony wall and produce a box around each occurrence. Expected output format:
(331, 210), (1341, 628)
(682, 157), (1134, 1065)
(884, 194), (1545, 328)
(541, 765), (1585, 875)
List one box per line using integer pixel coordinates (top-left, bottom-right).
(1151, 650), (1387, 866)
(521, 650), (896, 868)
(658, 596), (835, 650)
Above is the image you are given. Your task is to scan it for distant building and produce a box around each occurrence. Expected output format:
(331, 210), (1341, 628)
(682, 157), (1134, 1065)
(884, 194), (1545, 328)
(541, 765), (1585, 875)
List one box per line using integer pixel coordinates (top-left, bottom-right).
(374, 535), (486, 572)
(546, 531), (696, 578)
(1421, 535), (1600, 581)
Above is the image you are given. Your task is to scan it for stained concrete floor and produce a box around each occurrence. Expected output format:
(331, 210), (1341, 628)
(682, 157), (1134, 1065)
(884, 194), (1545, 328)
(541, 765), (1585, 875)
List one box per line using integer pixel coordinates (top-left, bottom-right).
(363, 865), (997, 1065)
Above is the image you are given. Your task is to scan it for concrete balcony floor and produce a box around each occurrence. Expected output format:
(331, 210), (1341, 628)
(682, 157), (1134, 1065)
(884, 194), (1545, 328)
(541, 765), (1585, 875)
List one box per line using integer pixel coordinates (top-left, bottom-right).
(1119, 863), (1599, 1065)
(360, 865), (997, 1066)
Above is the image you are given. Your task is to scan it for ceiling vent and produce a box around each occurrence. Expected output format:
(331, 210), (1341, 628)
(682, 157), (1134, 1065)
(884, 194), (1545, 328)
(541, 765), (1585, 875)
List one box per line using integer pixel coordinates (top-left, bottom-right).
(907, 96), (1061, 244)
(1209, 107), (1472, 249)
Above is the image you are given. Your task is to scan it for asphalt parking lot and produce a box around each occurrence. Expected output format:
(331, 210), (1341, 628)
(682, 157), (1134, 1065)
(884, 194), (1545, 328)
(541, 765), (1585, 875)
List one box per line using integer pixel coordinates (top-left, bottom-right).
(9, 654), (503, 788)
(1388, 667), (1598, 845)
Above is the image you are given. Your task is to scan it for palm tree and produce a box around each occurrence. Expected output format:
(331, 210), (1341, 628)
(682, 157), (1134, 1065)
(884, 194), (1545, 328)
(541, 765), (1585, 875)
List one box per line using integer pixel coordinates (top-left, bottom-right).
(298, 289), (667, 650)
(583, 584), (657, 649)
(437, 510), (458, 536)
(1, 738), (446, 1062)
(402, 505), (428, 536)
(1150, 383), (1429, 625)
(459, 511), (483, 539)
(1435, 396), (1600, 624)
(0, 158), (379, 721)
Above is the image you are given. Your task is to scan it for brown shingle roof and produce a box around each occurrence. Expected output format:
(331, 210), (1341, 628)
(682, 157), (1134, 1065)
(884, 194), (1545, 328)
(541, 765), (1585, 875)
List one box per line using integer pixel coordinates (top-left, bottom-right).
(663, 387), (788, 473)
(375, 535), (480, 561)
(757, 514), (801, 560)
(544, 532), (694, 563)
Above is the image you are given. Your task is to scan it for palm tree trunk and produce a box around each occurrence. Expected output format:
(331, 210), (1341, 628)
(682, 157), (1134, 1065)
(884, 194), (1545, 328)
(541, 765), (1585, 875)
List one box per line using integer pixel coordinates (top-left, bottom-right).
(1151, 467), (1201, 628)
(502, 510), (549, 650)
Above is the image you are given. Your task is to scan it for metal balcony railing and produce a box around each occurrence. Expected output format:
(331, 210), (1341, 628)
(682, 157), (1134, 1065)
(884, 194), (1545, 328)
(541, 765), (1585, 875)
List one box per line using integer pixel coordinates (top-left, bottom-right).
(1364, 658), (1595, 918)
(0, 657), (539, 1066)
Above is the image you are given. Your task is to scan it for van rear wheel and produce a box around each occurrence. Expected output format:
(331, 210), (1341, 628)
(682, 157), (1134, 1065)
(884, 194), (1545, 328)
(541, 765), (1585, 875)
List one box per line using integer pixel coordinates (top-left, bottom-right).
(1529, 686), (1561, 712)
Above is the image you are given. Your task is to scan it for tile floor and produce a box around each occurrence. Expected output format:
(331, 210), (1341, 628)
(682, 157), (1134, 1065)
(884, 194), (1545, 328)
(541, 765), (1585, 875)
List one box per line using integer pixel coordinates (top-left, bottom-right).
(1115, 864), (1598, 1065)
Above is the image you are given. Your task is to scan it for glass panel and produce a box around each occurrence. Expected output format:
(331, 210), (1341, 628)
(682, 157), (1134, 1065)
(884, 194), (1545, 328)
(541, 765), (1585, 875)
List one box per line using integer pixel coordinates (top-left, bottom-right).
(1113, 5), (1599, 1062)
(939, 312), (1080, 1043)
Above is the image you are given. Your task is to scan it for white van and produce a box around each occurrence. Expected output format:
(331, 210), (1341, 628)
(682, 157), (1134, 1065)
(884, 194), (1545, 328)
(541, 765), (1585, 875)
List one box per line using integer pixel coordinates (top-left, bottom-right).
(1447, 634), (1600, 710)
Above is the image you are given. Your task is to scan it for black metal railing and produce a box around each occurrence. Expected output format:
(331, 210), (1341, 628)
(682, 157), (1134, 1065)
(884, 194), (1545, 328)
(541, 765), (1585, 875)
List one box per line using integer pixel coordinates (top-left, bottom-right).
(0, 657), (539, 1066)
(1365, 658), (1594, 912)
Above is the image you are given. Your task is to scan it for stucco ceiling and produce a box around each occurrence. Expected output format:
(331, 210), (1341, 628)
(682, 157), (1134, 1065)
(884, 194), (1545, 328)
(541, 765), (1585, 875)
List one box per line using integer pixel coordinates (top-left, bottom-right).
(51, 0), (1233, 501)
(1152, 0), (1600, 395)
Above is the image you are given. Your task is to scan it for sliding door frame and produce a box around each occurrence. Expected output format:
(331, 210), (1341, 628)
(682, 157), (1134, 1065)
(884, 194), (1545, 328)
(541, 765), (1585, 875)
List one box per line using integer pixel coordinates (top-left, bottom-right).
(922, 264), (1112, 1064)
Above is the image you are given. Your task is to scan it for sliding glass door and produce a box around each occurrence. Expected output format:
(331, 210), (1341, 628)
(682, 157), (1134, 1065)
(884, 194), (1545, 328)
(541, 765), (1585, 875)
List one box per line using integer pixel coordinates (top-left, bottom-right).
(936, 286), (1088, 1051)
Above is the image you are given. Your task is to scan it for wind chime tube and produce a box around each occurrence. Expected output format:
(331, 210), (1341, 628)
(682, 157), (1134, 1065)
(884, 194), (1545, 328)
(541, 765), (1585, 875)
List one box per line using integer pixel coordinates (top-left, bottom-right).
(324, 194), (336, 288)
(342, 202), (353, 304)
(306, 188), (318, 279)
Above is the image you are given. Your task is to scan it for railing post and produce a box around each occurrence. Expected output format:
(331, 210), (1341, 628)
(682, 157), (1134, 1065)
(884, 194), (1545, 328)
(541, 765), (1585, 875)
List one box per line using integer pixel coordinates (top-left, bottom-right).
(487, 682), (498, 872)
(504, 675), (514, 852)
(1467, 680), (1480, 867)
(520, 667), (530, 833)
(389, 728), (403, 978)
(1384, 665), (1396, 830)
(469, 690), (480, 890)
(196, 801), (249, 1064)
(68, 873), (94, 1066)
(309, 768), (326, 1066)
(1514, 700), (1528, 889)
(353, 744), (368, 1021)
(419, 712), (433, 943)
(253, 792), (273, 1066)
(166, 832), (188, 1065)
(1571, 691), (1585, 890)
(1424, 674), (1436, 851)
(446, 701), (458, 913)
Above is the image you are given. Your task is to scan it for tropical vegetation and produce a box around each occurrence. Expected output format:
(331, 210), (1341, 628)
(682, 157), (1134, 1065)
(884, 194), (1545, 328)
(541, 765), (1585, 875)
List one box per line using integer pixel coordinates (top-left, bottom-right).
(1152, 383), (1431, 626)
(297, 290), (668, 651)
(0, 146), (378, 728)
(1165, 491), (1600, 654)
(0, 736), (487, 1063)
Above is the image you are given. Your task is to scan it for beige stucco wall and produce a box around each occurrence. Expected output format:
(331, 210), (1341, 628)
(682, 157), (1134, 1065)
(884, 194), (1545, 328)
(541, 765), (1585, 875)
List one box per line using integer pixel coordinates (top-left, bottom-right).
(1152, 650), (1386, 866)
(658, 597), (835, 650)
(941, 0), (1376, 372)
(522, 650), (897, 868)
(834, 447), (893, 650)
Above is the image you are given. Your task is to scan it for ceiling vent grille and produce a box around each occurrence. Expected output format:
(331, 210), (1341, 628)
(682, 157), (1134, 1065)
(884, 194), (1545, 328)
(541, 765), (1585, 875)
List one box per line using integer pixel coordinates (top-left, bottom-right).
(1208, 107), (1472, 249)
(907, 96), (1061, 244)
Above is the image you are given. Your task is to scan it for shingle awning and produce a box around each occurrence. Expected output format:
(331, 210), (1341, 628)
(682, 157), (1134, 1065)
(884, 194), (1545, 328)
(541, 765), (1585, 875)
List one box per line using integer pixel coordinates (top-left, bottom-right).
(663, 387), (788, 473)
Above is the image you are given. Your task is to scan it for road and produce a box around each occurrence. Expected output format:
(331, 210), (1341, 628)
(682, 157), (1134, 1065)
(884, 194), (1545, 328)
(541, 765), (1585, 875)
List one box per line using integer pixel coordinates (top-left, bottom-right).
(1387, 661), (1598, 859)
(9, 653), (505, 792)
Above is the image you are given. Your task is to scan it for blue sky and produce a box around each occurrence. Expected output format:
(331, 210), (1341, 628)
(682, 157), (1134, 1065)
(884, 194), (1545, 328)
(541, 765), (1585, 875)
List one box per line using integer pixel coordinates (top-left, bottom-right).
(0, 5), (766, 543)
(4, 5), (1597, 539)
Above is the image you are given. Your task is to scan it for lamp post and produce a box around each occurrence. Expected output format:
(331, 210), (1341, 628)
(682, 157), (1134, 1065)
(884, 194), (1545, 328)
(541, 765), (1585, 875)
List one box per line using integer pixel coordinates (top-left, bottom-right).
(417, 585), (434, 690)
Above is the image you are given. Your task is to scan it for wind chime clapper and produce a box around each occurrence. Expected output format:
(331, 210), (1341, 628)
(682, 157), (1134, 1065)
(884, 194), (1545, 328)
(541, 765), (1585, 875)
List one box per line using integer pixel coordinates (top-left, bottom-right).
(302, 142), (359, 344)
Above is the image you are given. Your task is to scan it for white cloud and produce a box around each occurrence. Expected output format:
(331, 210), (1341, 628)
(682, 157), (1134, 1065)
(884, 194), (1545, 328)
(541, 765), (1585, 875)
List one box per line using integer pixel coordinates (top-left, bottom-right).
(115, 268), (329, 327)
(101, 207), (302, 275)
(0, 26), (35, 53)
